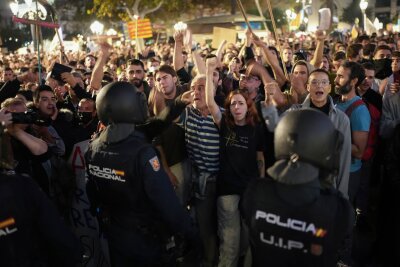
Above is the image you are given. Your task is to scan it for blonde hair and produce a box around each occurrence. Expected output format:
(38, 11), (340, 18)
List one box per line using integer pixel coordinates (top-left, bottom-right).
(1, 98), (25, 109)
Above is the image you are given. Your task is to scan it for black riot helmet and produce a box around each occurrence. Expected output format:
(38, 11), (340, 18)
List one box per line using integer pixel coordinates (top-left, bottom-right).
(274, 108), (342, 173)
(96, 81), (148, 125)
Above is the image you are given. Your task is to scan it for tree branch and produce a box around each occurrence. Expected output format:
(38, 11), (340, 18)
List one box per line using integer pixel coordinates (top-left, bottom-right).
(140, 1), (163, 17)
(133, 0), (141, 14)
(125, 6), (135, 20)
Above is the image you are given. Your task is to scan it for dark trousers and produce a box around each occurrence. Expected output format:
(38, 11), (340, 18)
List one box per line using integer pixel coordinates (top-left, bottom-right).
(339, 170), (361, 265)
(357, 160), (372, 215)
(348, 169), (362, 207)
(193, 181), (218, 267)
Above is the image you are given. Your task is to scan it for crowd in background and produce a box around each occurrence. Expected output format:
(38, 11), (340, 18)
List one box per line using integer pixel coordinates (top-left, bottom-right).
(1, 25), (400, 267)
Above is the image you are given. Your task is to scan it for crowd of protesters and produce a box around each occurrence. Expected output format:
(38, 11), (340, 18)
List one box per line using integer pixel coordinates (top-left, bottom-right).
(0, 23), (400, 267)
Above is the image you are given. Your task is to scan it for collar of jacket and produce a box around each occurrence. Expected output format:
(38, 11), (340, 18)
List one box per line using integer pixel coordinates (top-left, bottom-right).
(267, 159), (320, 185)
(98, 123), (137, 144)
(302, 94), (338, 114)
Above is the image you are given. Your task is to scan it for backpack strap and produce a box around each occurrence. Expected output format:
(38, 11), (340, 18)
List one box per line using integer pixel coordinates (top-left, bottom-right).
(344, 99), (365, 118)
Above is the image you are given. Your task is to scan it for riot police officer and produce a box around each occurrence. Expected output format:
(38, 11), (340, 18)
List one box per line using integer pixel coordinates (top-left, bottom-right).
(0, 110), (81, 266)
(242, 109), (354, 267)
(85, 82), (198, 266)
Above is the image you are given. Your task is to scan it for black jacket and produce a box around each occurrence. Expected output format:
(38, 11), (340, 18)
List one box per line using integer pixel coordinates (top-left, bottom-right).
(0, 173), (81, 266)
(242, 176), (354, 267)
(85, 128), (197, 265)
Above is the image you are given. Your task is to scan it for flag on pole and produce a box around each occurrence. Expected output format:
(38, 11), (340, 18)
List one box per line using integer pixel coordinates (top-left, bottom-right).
(126, 18), (153, 39)
(365, 17), (377, 35)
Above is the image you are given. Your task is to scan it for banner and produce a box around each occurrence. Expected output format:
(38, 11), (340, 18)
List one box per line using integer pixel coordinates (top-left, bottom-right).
(68, 140), (110, 267)
(212, 27), (236, 49)
(127, 18), (153, 39)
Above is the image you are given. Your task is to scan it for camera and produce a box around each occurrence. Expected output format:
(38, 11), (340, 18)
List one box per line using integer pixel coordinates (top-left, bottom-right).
(11, 109), (50, 126)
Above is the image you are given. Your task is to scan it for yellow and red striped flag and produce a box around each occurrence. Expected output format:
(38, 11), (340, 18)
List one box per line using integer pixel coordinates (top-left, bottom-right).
(127, 18), (153, 39)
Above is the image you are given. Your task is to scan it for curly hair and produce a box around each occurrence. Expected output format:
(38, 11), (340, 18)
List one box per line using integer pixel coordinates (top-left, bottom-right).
(224, 90), (259, 128)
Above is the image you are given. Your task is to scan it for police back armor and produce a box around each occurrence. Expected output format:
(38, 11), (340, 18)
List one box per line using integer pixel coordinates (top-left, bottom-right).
(85, 130), (197, 265)
(242, 177), (353, 267)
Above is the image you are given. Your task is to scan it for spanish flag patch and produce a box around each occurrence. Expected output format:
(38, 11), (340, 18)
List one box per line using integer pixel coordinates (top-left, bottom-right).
(149, 156), (160, 171)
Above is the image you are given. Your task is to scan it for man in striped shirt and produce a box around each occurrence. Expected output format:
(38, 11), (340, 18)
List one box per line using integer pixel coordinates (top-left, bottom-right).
(176, 74), (220, 267)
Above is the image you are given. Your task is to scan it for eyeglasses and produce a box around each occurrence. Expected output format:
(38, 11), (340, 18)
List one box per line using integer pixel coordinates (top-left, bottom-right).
(309, 80), (330, 86)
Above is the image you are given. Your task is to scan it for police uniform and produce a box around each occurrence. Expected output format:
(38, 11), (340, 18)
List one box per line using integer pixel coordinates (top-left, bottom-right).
(242, 177), (353, 267)
(241, 109), (354, 267)
(85, 82), (198, 266)
(0, 172), (81, 266)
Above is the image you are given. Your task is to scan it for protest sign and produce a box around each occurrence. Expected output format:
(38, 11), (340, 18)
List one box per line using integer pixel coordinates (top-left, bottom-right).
(212, 27), (236, 49)
(68, 140), (110, 267)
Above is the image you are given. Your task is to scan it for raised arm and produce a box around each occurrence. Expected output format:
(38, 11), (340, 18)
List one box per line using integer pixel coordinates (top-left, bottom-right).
(246, 60), (286, 107)
(310, 30), (327, 68)
(89, 42), (111, 91)
(173, 30), (185, 71)
(260, 82), (280, 131)
(251, 34), (287, 88)
(215, 39), (227, 64)
(205, 57), (222, 127)
(192, 50), (206, 75)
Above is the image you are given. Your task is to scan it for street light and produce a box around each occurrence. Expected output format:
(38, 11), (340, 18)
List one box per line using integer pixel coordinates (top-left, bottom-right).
(90, 20), (104, 35)
(174, 21), (187, 31)
(9, 0), (48, 84)
(9, 0), (47, 54)
(9, 1), (47, 20)
(173, 21), (189, 46)
(359, 0), (368, 32)
(9, 3), (19, 15)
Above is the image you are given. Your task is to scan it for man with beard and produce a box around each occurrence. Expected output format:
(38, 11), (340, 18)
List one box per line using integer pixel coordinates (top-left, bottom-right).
(335, 61), (369, 266)
(335, 61), (369, 204)
(84, 54), (96, 71)
(126, 59), (151, 100)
